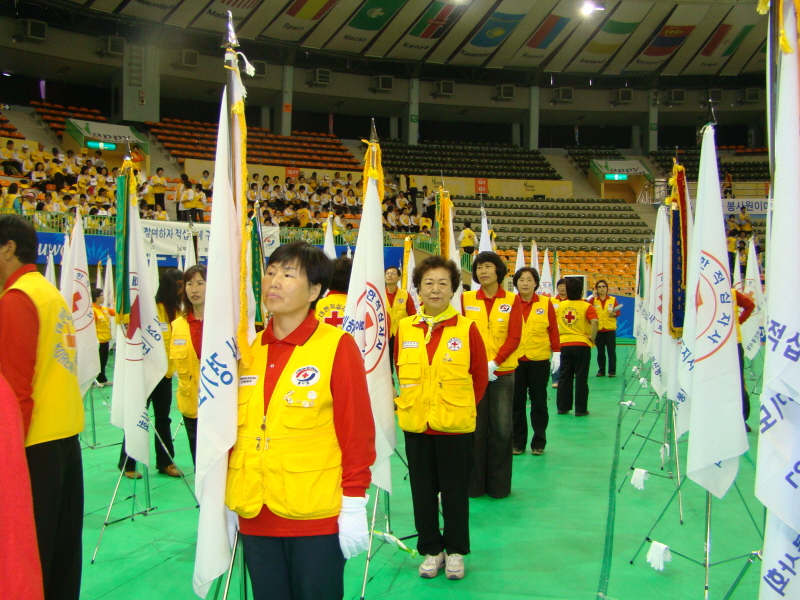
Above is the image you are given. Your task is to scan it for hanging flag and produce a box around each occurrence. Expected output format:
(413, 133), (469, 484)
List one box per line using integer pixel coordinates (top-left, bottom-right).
(110, 164), (169, 467)
(342, 133), (395, 494)
(682, 5), (760, 75)
(453, 0), (528, 65)
(682, 125), (748, 498)
(387, 0), (468, 60)
(739, 237), (765, 360)
(539, 249), (553, 297)
(625, 4), (709, 72)
(633, 249), (646, 360)
(261, 0), (340, 42)
(250, 216), (265, 328)
(513, 241), (525, 293)
(472, 205), (493, 290)
(323, 214), (337, 259)
(756, 9), (800, 593)
(60, 215), (100, 396)
(436, 186), (462, 311)
(647, 206), (668, 398)
(324, 0), (406, 53)
(59, 232), (70, 291)
(103, 255), (116, 350)
(530, 239), (539, 272)
(148, 243), (160, 293)
(553, 250), (560, 284)
(182, 229), (198, 270)
(667, 162), (690, 337)
(193, 52), (257, 597)
(95, 260), (103, 290)
(508, 0), (578, 68)
(44, 251), (56, 287)
(402, 236), (420, 313)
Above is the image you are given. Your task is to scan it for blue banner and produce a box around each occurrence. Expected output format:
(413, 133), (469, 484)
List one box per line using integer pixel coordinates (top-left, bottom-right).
(37, 232), (116, 265)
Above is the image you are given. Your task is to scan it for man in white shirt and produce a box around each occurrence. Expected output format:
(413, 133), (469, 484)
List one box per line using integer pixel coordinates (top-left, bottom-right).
(93, 151), (106, 170)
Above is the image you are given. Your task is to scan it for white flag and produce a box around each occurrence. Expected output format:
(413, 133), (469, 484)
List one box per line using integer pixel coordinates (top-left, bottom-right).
(637, 249), (652, 362)
(323, 214), (337, 260)
(193, 80), (256, 598)
(95, 261), (103, 290)
(110, 195), (168, 466)
(343, 174), (395, 493)
(647, 207), (668, 398)
(44, 251), (56, 287)
(530, 239), (539, 272)
(740, 237), (765, 360)
(347, 245), (352, 259)
(182, 229), (198, 270)
(471, 206), (493, 290)
(59, 231), (70, 292)
(513, 241), (525, 293)
(148, 245), (160, 293)
(539, 249), (553, 297)
(103, 255), (116, 350)
(60, 215), (100, 396)
(756, 7), (800, 593)
(683, 125), (748, 498)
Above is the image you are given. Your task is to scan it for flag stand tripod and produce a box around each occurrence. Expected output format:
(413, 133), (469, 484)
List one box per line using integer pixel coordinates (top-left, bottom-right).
(91, 415), (199, 563)
(81, 380), (121, 450)
(209, 533), (248, 600)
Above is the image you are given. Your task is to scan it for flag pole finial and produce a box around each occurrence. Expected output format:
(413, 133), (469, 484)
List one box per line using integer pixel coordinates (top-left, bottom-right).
(222, 11), (239, 49)
(369, 118), (379, 143)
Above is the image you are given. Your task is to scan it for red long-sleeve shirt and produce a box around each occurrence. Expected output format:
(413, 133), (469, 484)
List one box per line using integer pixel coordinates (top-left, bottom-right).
(0, 264), (40, 435)
(518, 294), (561, 360)
(588, 295), (622, 332)
(187, 310), (203, 358)
(239, 311), (376, 538)
(735, 290), (755, 324)
(467, 287), (522, 374)
(394, 315), (489, 434)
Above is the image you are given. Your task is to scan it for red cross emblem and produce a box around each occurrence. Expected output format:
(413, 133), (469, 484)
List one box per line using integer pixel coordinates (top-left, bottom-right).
(324, 310), (345, 328)
(447, 337), (462, 351)
(564, 309), (577, 324)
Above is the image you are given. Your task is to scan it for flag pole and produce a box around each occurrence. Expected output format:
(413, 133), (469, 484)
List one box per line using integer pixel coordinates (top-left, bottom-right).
(222, 14), (239, 193)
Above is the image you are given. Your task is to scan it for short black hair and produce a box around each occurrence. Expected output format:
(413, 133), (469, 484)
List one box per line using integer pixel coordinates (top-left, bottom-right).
(92, 287), (103, 302)
(412, 255), (461, 293)
(328, 256), (353, 294)
(556, 278), (566, 288)
(565, 277), (583, 300)
(0, 214), (37, 264)
(463, 222), (471, 229)
(512, 267), (540, 291)
(595, 279), (609, 289)
(268, 241), (333, 308)
(471, 251), (507, 284)
(385, 266), (401, 276)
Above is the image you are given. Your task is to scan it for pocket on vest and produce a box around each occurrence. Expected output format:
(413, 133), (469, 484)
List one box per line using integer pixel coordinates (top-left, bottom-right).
(281, 448), (342, 518)
(225, 448), (262, 519)
(281, 400), (320, 429)
(437, 383), (475, 431)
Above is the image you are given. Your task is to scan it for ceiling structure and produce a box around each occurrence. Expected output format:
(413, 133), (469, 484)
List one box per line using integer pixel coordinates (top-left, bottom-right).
(56, 0), (766, 79)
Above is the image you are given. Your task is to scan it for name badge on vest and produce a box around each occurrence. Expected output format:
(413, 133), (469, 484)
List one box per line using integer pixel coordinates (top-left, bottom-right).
(239, 375), (258, 387)
(160, 322), (169, 332)
(465, 305), (480, 311)
(173, 338), (187, 346)
(403, 341), (419, 349)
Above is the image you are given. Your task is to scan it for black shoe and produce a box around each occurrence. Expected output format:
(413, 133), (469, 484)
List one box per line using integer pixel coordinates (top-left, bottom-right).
(608, 373), (616, 378)
(557, 410), (569, 415)
(575, 411), (590, 417)
(596, 372), (605, 377)
(512, 448), (524, 455)
(531, 448), (544, 456)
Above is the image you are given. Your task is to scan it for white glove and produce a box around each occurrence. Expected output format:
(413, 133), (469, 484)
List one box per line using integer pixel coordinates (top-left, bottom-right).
(487, 360), (499, 382)
(646, 540), (672, 571)
(631, 468), (650, 491)
(226, 508), (239, 549)
(338, 494), (370, 559)
(550, 352), (561, 374)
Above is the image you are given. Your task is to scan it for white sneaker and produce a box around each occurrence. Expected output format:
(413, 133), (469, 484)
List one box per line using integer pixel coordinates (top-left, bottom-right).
(445, 553), (465, 580)
(419, 552), (445, 578)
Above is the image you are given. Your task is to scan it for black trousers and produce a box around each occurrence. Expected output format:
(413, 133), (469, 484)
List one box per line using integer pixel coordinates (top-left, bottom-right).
(739, 343), (750, 420)
(512, 359), (551, 451)
(405, 431), (473, 556)
(557, 346), (591, 414)
(97, 341), (110, 383)
(154, 192), (165, 207)
(26, 435), (83, 600)
(184, 416), (198, 466)
(242, 533), (345, 600)
(119, 376), (176, 471)
(469, 372), (514, 499)
(595, 330), (617, 375)
(462, 246), (474, 256)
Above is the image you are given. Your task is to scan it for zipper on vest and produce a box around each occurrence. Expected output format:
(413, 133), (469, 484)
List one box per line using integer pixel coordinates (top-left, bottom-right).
(256, 416), (267, 450)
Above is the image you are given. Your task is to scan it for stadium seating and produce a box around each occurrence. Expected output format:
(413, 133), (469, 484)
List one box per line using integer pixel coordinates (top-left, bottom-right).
(380, 140), (559, 179)
(0, 112), (24, 139)
(30, 101), (108, 138)
(145, 119), (361, 171)
(648, 148), (770, 181)
(565, 146), (623, 175)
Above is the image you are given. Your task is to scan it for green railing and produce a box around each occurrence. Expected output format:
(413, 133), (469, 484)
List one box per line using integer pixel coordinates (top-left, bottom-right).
(1, 209), (116, 235)
(276, 228), (420, 248)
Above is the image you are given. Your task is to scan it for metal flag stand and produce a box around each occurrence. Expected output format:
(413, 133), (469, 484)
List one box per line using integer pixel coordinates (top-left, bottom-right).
(91, 414), (199, 563)
(209, 533), (249, 600)
(80, 379), (120, 450)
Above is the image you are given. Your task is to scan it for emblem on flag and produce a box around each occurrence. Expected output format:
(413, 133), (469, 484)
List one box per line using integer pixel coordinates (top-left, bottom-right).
(694, 251), (734, 361)
(292, 366), (320, 386)
(349, 283), (388, 374)
(447, 337), (463, 351)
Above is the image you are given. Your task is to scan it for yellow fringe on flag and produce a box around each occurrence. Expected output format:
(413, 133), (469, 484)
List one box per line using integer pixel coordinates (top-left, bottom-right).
(437, 187), (453, 259)
(779, 0), (794, 53)
(757, 0), (770, 14)
(361, 139), (385, 203)
(232, 98), (253, 368)
(402, 236), (412, 288)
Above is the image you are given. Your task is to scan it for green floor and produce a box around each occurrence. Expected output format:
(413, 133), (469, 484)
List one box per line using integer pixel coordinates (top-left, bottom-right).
(80, 345), (764, 599)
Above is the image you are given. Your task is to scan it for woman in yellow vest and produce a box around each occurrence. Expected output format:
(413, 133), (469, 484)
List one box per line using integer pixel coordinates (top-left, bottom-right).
(555, 278), (599, 416)
(315, 256), (351, 328)
(511, 267), (561, 456)
(119, 268), (185, 478)
(91, 287), (116, 387)
(458, 222), (475, 256)
(169, 264), (206, 465)
(461, 252), (522, 499)
(150, 167), (167, 208)
(226, 241), (375, 600)
(395, 255), (488, 581)
(385, 265), (417, 373)
(589, 279), (621, 378)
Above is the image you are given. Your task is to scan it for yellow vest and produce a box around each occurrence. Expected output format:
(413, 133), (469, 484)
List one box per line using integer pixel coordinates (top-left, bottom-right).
(460, 229), (475, 248)
(151, 176), (166, 194)
(593, 295), (618, 331)
(315, 293), (348, 328)
(462, 290), (519, 370)
(517, 296), (554, 361)
(169, 316), (200, 418)
(226, 323), (344, 520)
(396, 315), (476, 433)
(157, 303), (173, 377)
(297, 208), (310, 227)
(388, 288), (411, 337)
(2, 271), (83, 446)
(3, 194), (18, 209)
(557, 300), (594, 347)
(92, 304), (114, 343)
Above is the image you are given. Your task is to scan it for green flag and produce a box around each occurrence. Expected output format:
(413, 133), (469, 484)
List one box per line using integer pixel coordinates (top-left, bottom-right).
(250, 217), (264, 327)
(348, 0), (405, 31)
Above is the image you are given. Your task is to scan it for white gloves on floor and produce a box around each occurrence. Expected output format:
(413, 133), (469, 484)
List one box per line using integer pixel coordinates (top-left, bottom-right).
(646, 540), (672, 571)
(631, 468), (650, 490)
(550, 352), (561, 374)
(338, 495), (370, 559)
(488, 360), (499, 382)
